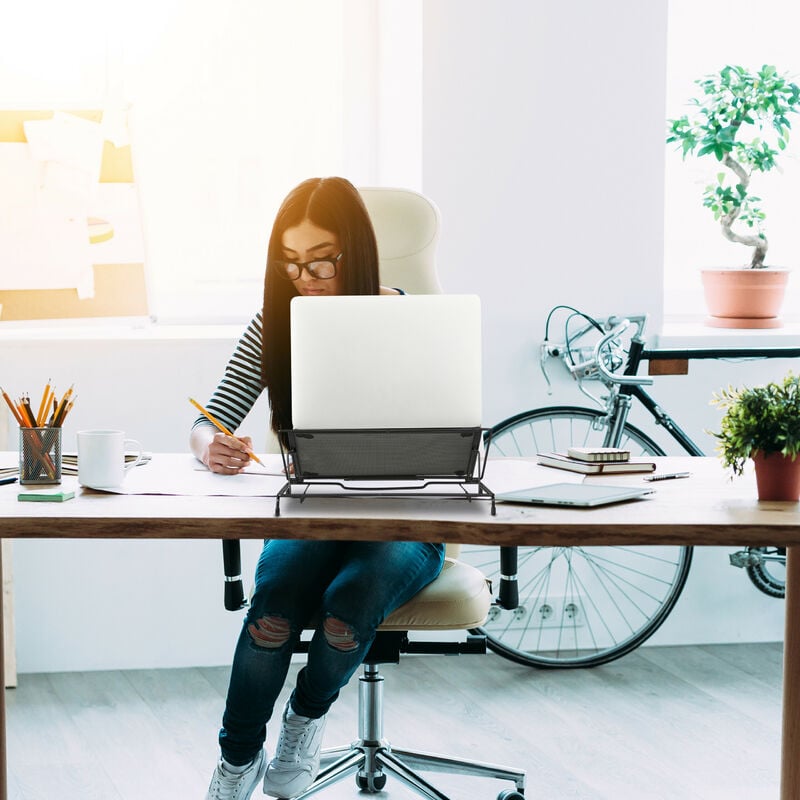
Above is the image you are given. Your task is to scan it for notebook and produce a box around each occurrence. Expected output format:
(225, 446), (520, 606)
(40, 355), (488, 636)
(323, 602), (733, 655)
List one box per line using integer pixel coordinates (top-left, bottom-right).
(536, 452), (656, 474)
(290, 294), (482, 429)
(497, 482), (654, 507)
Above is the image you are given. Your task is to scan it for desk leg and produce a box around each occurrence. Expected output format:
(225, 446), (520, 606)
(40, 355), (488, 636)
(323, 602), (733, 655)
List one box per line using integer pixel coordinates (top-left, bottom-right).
(0, 540), (6, 800)
(782, 545), (800, 800)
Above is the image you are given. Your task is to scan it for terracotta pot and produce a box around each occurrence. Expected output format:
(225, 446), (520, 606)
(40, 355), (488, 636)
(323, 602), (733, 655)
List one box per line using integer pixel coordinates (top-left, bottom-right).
(701, 268), (790, 329)
(752, 451), (800, 501)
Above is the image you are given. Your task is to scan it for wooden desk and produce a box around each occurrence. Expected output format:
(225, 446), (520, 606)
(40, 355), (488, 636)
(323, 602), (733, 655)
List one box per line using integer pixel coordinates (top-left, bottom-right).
(1, 455), (799, 799)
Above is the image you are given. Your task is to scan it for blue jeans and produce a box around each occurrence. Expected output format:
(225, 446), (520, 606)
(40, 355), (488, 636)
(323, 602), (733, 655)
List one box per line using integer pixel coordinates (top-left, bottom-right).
(219, 539), (445, 765)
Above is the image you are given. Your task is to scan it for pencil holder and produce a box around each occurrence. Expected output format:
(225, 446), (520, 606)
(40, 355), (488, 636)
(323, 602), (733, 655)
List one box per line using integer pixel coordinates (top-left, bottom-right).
(19, 427), (62, 485)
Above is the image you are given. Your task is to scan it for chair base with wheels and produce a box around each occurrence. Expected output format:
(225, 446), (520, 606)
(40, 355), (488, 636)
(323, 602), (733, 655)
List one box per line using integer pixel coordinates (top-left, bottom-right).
(290, 556), (526, 800)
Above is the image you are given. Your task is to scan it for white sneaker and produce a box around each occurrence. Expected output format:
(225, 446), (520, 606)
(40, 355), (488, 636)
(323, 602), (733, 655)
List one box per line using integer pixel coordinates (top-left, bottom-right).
(205, 749), (266, 800)
(262, 704), (326, 799)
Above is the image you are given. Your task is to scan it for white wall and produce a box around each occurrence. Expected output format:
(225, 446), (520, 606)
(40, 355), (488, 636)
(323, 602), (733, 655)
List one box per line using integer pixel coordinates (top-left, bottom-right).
(2, 330), (270, 672)
(420, 0), (785, 652)
(2, 0), (787, 673)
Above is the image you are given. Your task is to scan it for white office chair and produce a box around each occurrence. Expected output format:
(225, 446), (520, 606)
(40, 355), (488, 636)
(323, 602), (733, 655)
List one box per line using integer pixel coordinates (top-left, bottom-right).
(359, 186), (443, 295)
(299, 543), (525, 800)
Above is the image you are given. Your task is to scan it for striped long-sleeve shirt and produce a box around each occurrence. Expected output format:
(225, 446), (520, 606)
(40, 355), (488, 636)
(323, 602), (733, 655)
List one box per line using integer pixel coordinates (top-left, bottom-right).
(192, 311), (265, 434)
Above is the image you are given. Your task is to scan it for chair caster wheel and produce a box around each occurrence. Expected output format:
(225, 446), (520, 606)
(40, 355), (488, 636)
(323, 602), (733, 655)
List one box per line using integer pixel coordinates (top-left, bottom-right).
(356, 772), (387, 792)
(498, 790), (525, 800)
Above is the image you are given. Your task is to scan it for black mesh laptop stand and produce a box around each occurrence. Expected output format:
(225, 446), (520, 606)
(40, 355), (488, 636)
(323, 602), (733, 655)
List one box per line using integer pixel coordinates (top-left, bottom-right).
(275, 427), (495, 516)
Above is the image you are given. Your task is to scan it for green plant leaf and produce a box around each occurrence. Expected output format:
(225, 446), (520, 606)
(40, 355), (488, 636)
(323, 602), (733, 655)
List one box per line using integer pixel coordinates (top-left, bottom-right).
(710, 372), (800, 476)
(666, 64), (800, 266)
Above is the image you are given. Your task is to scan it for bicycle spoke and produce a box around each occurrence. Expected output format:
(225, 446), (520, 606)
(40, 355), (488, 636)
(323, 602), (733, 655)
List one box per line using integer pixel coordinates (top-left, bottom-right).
(466, 406), (692, 667)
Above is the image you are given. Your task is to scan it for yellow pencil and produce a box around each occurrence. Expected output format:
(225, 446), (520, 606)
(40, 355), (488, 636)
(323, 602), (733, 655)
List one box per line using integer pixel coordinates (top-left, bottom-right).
(188, 397), (264, 466)
(36, 381), (53, 426)
(0, 387), (24, 427)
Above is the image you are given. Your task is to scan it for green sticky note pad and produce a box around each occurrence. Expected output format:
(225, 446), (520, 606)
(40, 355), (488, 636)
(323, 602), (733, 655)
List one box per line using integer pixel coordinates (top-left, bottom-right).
(18, 491), (75, 503)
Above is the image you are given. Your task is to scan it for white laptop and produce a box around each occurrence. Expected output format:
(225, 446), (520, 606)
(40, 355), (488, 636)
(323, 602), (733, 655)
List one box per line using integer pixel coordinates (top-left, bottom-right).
(290, 294), (482, 430)
(497, 482), (654, 508)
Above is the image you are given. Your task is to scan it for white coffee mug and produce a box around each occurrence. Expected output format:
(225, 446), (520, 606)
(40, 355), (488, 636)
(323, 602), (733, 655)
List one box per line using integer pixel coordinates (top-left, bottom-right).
(76, 430), (145, 488)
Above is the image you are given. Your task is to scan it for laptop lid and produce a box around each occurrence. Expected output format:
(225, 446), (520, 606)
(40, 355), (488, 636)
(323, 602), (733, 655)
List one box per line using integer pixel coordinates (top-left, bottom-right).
(290, 294), (482, 429)
(497, 482), (654, 508)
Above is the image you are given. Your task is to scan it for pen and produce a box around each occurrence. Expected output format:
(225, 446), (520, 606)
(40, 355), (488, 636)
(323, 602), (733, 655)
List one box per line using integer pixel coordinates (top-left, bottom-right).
(644, 471), (691, 482)
(0, 476), (18, 486)
(188, 397), (264, 466)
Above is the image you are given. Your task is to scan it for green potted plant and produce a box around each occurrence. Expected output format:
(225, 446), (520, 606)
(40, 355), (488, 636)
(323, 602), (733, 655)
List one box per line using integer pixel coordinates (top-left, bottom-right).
(667, 64), (800, 328)
(710, 371), (800, 500)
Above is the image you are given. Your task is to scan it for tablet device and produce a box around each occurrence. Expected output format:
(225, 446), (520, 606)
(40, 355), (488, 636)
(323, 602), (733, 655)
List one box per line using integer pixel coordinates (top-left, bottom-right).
(497, 482), (654, 507)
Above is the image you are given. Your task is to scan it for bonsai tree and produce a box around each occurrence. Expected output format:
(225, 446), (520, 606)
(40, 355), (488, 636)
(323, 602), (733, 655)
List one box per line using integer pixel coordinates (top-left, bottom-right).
(667, 65), (800, 268)
(710, 371), (800, 476)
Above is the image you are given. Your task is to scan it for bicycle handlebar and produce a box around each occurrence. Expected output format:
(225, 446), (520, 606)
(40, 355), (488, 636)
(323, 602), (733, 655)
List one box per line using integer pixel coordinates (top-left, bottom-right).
(592, 319), (653, 386)
(542, 304), (800, 393)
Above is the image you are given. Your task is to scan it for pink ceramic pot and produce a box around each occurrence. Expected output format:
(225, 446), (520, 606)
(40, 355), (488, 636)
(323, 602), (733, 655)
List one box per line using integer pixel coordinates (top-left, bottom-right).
(701, 268), (790, 329)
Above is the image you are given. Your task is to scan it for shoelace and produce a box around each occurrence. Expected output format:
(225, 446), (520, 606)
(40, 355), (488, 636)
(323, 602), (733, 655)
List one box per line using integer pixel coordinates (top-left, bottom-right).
(209, 763), (251, 800)
(273, 716), (313, 765)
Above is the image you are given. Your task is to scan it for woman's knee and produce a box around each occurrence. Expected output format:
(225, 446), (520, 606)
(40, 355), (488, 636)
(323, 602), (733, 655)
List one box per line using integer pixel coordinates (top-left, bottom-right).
(322, 615), (360, 652)
(247, 614), (292, 649)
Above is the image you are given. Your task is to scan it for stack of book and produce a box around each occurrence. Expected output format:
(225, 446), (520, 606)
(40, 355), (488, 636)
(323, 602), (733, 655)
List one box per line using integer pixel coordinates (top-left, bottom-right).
(536, 447), (656, 474)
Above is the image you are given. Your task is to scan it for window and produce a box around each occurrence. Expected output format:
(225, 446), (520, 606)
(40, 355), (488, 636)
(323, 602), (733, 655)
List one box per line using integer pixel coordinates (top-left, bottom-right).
(664, 0), (800, 321)
(0, 0), (422, 325)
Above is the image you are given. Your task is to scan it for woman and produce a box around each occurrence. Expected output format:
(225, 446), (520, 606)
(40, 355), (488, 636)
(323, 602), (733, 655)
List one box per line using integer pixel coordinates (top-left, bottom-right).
(192, 177), (445, 800)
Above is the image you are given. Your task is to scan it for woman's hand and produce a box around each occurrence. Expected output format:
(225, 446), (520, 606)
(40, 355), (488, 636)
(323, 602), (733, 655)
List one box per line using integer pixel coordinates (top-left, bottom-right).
(203, 432), (254, 474)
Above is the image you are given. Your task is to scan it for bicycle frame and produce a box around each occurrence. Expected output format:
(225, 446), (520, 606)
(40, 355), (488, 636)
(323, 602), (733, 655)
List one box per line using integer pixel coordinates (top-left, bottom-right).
(545, 310), (800, 599)
(467, 309), (798, 668)
(603, 336), (705, 456)
(558, 313), (800, 458)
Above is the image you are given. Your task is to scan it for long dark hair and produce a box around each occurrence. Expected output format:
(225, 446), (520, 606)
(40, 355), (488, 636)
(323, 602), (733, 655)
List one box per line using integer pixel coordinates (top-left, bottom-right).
(262, 177), (380, 434)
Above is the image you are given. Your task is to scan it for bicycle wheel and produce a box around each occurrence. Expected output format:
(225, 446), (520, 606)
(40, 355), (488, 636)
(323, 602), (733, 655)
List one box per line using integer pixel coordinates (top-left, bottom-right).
(745, 547), (786, 598)
(462, 406), (693, 668)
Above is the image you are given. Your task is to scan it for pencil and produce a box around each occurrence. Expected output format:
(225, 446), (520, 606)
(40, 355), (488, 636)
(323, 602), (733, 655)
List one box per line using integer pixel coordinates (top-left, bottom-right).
(51, 384), (74, 428)
(19, 396), (37, 428)
(0, 387), (24, 426)
(188, 397), (264, 466)
(36, 380), (52, 427)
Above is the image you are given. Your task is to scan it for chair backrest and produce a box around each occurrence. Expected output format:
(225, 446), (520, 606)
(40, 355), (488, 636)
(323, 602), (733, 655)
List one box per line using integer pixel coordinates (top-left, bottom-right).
(360, 188), (460, 561)
(358, 187), (443, 295)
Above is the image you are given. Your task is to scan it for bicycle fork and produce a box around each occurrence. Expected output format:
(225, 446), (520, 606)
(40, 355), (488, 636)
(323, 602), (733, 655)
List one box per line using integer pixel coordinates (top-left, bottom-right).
(602, 393), (633, 448)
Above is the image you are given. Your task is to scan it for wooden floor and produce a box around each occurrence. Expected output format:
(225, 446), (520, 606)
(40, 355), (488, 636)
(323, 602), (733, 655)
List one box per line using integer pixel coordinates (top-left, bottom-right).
(5, 643), (782, 800)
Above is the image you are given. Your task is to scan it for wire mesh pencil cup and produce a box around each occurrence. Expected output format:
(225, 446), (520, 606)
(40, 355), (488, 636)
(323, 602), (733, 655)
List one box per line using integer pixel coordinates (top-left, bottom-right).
(19, 427), (62, 485)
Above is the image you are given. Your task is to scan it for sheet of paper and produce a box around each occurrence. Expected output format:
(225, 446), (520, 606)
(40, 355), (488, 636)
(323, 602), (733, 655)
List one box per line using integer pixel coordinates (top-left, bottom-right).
(24, 112), (105, 184)
(83, 453), (288, 496)
(0, 144), (93, 294)
(4, 452), (580, 497)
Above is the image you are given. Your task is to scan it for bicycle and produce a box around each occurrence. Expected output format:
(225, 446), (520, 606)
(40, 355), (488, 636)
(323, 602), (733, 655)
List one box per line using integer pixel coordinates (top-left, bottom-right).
(461, 304), (800, 669)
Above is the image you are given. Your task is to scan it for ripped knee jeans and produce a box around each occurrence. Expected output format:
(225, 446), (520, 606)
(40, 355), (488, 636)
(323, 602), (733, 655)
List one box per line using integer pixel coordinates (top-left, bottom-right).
(218, 539), (445, 765)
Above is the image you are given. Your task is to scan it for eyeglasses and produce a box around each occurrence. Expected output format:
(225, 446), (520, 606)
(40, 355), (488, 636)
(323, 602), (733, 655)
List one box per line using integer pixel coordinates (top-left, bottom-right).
(273, 252), (342, 281)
